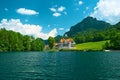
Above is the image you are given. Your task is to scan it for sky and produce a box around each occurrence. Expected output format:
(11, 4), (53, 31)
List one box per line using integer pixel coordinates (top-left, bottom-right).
(0, 0), (120, 40)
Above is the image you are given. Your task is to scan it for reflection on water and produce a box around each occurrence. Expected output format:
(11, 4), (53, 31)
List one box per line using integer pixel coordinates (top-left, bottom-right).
(0, 51), (120, 80)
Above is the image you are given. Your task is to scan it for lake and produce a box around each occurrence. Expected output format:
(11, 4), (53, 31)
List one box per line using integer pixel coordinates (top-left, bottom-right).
(0, 51), (120, 80)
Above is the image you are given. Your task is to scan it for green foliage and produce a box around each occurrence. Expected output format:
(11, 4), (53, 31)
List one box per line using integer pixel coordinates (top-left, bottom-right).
(0, 28), (9, 51)
(54, 35), (63, 43)
(104, 34), (120, 50)
(31, 38), (44, 51)
(0, 28), (45, 52)
(48, 37), (55, 49)
(72, 27), (120, 44)
(23, 35), (31, 51)
(104, 22), (120, 50)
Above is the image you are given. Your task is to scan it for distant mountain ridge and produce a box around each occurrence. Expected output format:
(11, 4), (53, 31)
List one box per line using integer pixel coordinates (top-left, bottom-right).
(64, 16), (111, 37)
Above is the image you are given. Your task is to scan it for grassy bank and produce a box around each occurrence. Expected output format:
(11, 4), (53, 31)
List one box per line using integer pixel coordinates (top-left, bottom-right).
(76, 40), (108, 51)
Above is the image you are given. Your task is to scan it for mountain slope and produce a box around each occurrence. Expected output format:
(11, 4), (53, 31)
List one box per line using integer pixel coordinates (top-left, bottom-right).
(65, 16), (111, 37)
(114, 22), (120, 29)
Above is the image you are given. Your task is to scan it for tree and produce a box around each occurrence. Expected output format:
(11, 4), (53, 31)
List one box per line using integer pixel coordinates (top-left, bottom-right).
(31, 38), (44, 51)
(104, 34), (120, 50)
(110, 34), (120, 49)
(23, 35), (31, 51)
(0, 28), (9, 51)
(54, 35), (63, 43)
(103, 41), (110, 49)
(48, 37), (55, 49)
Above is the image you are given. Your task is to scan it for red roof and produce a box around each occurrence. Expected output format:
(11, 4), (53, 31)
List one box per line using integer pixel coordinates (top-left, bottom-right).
(60, 38), (73, 43)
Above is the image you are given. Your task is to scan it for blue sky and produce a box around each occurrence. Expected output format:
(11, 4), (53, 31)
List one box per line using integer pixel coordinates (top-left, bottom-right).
(0, 0), (120, 39)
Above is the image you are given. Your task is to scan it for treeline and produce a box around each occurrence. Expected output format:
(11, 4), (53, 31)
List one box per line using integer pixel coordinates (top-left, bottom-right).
(104, 22), (120, 50)
(0, 28), (44, 52)
(104, 34), (120, 50)
(73, 28), (118, 44)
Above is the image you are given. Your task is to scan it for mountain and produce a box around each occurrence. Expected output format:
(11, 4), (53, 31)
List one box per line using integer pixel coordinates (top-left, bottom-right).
(114, 22), (120, 29)
(64, 16), (111, 37)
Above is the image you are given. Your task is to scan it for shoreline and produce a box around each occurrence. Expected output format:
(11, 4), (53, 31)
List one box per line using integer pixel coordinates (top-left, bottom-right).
(1, 49), (120, 53)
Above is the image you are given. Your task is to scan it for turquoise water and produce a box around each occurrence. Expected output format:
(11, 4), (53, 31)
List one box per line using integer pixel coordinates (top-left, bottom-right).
(0, 51), (120, 80)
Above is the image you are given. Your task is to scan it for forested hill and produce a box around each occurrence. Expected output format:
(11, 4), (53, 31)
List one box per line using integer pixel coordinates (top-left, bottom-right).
(65, 16), (111, 37)
(114, 22), (120, 29)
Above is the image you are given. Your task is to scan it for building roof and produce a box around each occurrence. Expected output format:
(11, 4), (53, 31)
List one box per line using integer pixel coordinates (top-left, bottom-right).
(60, 38), (74, 43)
(60, 38), (65, 43)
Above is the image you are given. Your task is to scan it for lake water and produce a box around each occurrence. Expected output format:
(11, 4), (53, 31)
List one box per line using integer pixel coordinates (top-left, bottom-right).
(0, 51), (120, 80)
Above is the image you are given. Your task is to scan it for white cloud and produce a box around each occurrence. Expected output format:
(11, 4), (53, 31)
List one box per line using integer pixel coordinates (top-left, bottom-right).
(58, 6), (66, 12)
(90, 0), (120, 24)
(79, 1), (83, 5)
(48, 28), (57, 37)
(17, 8), (39, 15)
(53, 12), (61, 17)
(59, 28), (64, 30)
(49, 8), (56, 12)
(0, 19), (57, 40)
(37, 28), (57, 40)
(49, 6), (66, 17)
